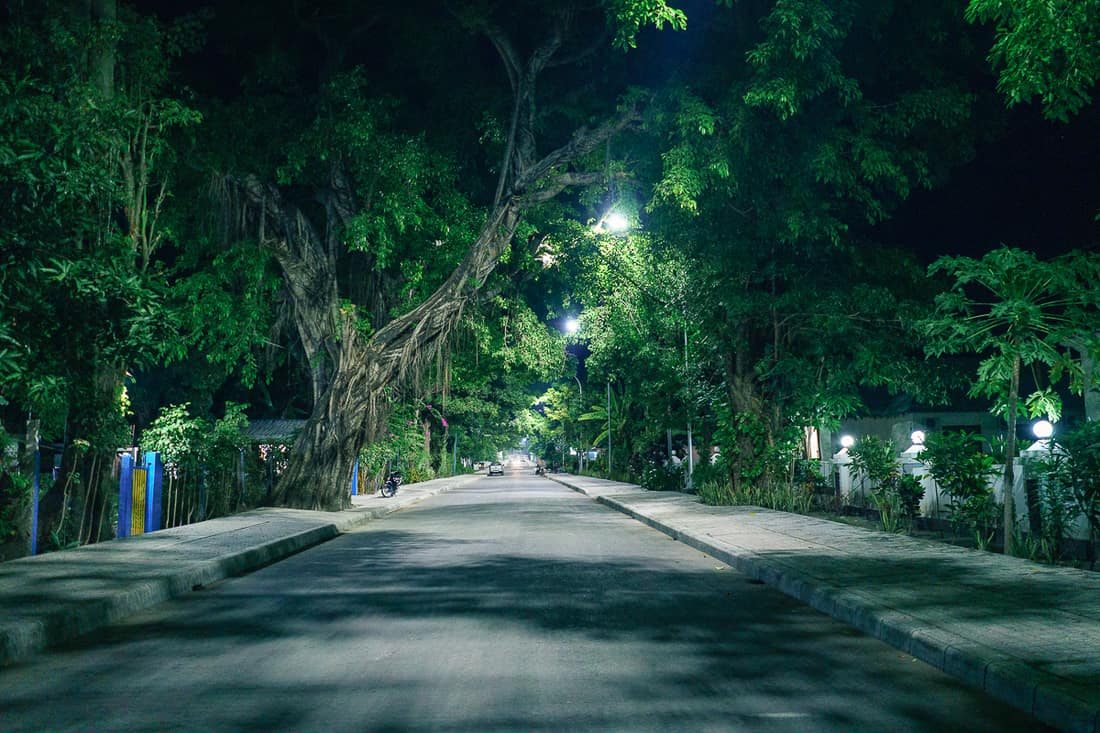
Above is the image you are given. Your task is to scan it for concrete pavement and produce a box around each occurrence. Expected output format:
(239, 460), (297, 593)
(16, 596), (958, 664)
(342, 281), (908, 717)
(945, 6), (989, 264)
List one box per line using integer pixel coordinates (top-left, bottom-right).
(548, 473), (1100, 733)
(0, 472), (480, 668)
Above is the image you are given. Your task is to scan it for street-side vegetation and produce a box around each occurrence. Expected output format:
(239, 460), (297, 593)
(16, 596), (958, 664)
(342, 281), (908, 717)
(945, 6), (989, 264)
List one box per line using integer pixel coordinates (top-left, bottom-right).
(2, 0), (1098, 559)
(687, 422), (1100, 569)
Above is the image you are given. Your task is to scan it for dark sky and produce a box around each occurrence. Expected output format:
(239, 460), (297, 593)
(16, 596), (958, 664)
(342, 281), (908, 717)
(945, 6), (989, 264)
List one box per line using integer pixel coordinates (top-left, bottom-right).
(875, 102), (1100, 263)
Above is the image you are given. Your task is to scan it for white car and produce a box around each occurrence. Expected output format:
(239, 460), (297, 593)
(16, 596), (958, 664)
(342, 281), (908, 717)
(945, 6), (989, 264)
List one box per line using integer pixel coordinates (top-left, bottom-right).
(488, 461), (504, 476)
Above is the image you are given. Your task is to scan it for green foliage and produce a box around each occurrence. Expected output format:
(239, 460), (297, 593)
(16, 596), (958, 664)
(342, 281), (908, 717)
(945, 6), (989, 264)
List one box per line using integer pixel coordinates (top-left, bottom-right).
(0, 1), (198, 443)
(848, 436), (898, 486)
(920, 430), (999, 546)
(605, 0), (687, 50)
(922, 248), (1098, 403)
(849, 436), (925, 532)
(359, 402), (437, 488)
(274, 69), (476, 300)
(967, 0), (1100, 122)
(140, 402), (255, 522)
(696, 479), (737, 506)
(172, 243), (281, 387)
(140, 403), (210, 465)
(1025, 452), (1077, 564)
(894, 474), (926, 521)
(698, 477), (815, 514)
(639, 461), (683, 492)
(920, 247), (1100, 547)
(1033, 421), (1100, 546)
(0, 433), (31, 545)
(628, 2), (981, 499)
(744, 0), (860, 120)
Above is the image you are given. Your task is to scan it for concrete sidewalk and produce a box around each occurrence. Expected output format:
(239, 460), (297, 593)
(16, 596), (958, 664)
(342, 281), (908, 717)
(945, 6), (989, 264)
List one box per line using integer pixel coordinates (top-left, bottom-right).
(0, 472), (481, 668)
(550, 473), (1100, 733)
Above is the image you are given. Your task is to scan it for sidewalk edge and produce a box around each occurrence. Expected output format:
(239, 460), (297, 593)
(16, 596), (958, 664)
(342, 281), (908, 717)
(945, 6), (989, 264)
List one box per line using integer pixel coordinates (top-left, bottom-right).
(1, 478), (467, 668)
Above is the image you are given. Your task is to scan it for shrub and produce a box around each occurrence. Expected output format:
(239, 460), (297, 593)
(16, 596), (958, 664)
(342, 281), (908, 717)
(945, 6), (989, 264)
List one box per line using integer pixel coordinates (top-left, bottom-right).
(0, 433), (31, 546)
(1029, 420), (1100, 564)
(848, 436), (924, 532)
(920, 430), (998, 548)
(640, 461), (682, 492)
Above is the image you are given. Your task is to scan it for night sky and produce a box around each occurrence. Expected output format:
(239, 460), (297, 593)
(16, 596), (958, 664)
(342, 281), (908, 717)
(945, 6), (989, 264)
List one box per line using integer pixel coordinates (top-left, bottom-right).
(878, 102), (1100, 263)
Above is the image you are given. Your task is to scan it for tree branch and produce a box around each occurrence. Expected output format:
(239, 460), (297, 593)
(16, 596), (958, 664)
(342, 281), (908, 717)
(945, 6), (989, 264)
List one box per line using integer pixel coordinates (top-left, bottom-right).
(516, 101), (643, 193)
(523, 171), (607, 203)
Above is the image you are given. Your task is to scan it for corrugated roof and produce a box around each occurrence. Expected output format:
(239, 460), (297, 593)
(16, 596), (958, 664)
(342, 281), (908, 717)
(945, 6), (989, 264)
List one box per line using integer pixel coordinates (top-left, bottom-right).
(245, 419), (307, 443)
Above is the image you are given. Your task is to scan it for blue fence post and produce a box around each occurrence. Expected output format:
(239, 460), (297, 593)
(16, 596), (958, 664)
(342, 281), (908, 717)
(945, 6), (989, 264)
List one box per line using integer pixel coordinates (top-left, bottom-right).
(118, 454), (133, 539)
(144, 451), (163, 532)
(351, 458), (359, 496)
(30, 448), (40, 555)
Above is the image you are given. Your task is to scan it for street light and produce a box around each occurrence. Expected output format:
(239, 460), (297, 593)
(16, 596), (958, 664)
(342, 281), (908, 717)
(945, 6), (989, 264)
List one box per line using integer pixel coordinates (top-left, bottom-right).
(562, 317), (585, 473)
(605, 211), (629, 232)
(573, 374), (584, 474)
(592, 210), (630, 234)
(1023, 419), (1057, 456)
(902, 429), (926, 459)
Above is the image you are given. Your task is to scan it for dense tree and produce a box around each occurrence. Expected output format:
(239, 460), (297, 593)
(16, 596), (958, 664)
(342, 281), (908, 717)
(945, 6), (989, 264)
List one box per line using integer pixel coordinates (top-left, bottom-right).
(967, 0), (1100, 122)
(3, 0), (1099, 549)
(204, 1), (686, 509)
(0, 0), (200, 548)
(622, 0), (984, 490)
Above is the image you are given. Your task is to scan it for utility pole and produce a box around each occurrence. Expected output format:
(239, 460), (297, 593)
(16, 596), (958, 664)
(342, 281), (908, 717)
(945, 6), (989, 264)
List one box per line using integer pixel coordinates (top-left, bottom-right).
(575, 376), (584, 473)
(685, 324), (694, 489)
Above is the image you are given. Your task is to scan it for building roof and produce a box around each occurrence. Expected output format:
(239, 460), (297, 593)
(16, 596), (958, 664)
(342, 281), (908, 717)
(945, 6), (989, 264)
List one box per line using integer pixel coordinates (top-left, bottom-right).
(244, 419), (306, 443)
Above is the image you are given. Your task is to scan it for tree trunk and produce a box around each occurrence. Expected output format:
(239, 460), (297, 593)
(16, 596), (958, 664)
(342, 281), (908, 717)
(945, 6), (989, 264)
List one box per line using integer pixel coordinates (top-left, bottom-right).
(1002, 354), (1021, 555)
(261, 196), (526, 509)
(233, 19), (641, 511)
(90, 0), (116, 100)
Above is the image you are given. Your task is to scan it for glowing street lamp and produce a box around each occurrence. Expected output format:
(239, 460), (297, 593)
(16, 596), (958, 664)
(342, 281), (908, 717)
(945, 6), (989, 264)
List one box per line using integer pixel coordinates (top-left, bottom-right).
(605, 211), (629, 232)
(902, 429), (926, 458)
(1023, 418), (1058, 456)
(564, 318), (579, 335)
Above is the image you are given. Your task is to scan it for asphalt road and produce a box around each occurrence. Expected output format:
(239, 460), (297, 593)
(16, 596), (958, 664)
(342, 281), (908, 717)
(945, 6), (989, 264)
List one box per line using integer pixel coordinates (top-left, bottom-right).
(0, 469), (1052, 732)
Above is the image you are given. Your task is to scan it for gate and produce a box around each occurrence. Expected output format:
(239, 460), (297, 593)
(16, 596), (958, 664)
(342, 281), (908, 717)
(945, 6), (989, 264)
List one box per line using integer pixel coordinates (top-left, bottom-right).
(118, 451), (163, 538)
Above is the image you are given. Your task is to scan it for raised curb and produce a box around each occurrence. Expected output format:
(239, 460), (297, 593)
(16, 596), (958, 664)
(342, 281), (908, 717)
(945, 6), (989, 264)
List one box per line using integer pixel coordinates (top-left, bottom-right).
(0, 473), (479, 668)
(550, 474), (1100, 733)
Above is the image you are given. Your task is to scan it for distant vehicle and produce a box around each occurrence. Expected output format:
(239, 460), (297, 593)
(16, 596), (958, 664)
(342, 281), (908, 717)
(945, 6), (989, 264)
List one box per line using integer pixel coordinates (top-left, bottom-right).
(488, 461), (504, 476)
(379, 469), (402, 498)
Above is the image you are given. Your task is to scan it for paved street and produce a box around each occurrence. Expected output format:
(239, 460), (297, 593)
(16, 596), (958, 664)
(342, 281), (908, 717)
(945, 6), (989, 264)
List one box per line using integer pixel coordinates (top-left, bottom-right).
(0, 470), (1051, 732)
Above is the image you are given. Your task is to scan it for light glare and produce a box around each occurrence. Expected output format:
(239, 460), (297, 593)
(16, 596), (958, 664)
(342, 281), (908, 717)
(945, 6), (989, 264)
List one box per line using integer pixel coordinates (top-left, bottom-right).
(1033, 420), (1054, 439)
(605, 211), (629, 232)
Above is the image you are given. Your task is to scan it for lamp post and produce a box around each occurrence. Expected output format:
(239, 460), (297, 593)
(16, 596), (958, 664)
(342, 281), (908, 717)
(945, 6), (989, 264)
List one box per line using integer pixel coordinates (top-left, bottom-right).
(607, 378), (612, 478)
(573, 375), (584, 474)
(563, 317), (586, 474)
(683, 323), (694, 490)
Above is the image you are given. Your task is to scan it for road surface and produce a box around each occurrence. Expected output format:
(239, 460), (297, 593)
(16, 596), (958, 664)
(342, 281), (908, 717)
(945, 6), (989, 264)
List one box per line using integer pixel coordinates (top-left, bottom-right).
(0, 469), (1052, 732)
